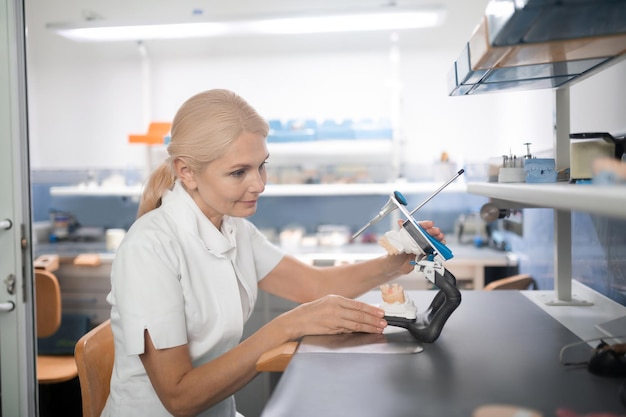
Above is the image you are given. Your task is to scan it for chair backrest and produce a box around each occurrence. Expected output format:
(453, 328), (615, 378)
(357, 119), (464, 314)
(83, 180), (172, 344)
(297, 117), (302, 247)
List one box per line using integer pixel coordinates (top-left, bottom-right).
(483, 274), (537, 291)
(74, 319), (114, 417)
(35, 270), (62, 338)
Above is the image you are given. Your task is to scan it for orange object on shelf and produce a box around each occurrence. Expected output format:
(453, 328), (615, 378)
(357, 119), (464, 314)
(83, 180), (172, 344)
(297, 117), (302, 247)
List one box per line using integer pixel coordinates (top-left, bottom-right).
(128, 122), (172, 145)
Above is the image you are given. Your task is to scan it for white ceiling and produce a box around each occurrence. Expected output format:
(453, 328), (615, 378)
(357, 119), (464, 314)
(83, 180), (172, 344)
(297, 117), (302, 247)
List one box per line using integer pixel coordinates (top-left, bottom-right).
(29, 0), (492, 54)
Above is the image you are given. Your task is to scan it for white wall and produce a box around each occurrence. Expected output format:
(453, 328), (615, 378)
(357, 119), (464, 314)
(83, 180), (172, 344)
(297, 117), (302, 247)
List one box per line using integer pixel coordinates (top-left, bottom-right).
(25, 2), (626, 173)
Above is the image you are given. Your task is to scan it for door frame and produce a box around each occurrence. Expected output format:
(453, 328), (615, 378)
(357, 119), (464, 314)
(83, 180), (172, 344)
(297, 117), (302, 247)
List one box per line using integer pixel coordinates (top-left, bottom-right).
(0, 0), (37, 415)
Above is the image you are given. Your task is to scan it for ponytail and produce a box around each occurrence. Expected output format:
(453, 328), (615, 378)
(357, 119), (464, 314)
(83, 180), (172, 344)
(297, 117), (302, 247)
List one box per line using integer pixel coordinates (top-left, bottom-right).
(137, 162), (175, 218)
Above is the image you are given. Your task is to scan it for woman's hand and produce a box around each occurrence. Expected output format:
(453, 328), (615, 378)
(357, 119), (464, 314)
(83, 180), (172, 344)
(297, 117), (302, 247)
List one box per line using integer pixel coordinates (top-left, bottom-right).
(378, 219), (446, 276)
(382, 252), (415, 276)
(418, 220), (446, 244)
(276, 294), (388, 340)
(393, 219), (446, 243)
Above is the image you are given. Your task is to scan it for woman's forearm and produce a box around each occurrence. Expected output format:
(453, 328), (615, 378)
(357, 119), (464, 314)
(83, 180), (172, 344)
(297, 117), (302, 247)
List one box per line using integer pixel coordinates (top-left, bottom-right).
(141, 321), (292, 417)
(311, 253), (412, 300)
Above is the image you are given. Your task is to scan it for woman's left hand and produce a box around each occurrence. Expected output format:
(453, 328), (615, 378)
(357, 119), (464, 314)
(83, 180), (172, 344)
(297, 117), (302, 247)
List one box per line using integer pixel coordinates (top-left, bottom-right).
(418, 220), (446, 244)
(393, 219), (445, 244)
(381, 220), (446, 275)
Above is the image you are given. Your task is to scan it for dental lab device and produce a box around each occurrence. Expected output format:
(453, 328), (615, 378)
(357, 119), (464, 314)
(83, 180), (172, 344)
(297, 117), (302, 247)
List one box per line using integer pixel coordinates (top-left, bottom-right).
(355, 170), (464, 342)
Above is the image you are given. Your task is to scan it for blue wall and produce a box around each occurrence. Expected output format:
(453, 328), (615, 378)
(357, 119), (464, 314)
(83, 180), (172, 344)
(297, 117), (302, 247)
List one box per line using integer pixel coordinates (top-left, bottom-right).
(31, 169), (141, 230)
(249, 192), (488, 236)
(506, 209), (626, 306)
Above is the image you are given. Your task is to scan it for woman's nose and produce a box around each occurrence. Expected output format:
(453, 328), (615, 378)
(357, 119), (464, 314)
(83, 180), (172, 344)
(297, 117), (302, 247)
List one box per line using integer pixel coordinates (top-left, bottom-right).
(250, 171), (266, 193)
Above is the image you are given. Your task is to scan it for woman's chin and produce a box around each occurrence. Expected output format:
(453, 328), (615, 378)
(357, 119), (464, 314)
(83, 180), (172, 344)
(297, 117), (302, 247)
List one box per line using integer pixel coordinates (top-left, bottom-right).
(234, 205), (257, 218)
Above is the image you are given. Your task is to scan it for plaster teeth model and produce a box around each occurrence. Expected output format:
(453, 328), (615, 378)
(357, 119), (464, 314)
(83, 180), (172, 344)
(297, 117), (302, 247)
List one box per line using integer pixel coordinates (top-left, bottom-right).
(378, 227), (425, 257)
(379, 283), (417, 320)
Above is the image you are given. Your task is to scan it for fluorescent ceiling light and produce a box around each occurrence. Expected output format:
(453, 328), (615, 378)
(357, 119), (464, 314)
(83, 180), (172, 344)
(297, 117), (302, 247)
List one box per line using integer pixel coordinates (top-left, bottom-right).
(47, 7), (446, 42)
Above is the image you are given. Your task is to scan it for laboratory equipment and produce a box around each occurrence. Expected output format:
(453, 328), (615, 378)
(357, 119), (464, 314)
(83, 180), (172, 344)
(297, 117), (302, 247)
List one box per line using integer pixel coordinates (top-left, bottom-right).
(381, 198), (461, 342)
(570, 132), (625, 181)
(351, 191), (407, 240)
(352, 169), (464, 240)
(357, 169), (465, 342)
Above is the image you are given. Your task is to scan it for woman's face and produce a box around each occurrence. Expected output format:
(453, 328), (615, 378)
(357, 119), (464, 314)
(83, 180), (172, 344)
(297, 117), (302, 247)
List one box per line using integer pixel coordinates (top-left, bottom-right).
(178, 131), (269, 228)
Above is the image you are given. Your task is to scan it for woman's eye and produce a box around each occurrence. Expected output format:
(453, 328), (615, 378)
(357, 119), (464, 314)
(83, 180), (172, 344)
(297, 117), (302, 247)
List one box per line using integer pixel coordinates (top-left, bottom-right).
(231, 169), (245, 177)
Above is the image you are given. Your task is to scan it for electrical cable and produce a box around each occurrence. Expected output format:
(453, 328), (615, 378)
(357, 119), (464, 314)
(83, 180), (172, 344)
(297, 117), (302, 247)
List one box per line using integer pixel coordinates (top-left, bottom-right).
(559, 335), (626, 366)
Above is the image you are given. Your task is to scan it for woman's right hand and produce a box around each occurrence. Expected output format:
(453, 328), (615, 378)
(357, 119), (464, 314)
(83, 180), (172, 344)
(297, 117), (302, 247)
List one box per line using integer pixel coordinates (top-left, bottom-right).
(276, 294), (388, 340)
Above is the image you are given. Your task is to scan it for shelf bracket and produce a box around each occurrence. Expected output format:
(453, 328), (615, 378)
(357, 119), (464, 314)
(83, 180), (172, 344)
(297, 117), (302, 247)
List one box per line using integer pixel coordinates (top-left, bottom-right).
(540, 209), (592, 306)
(539, 88), (592, 307)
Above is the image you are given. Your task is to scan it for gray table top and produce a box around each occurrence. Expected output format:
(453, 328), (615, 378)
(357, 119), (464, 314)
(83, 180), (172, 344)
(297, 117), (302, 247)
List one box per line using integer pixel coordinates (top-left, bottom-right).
(261, 291), (625, 417)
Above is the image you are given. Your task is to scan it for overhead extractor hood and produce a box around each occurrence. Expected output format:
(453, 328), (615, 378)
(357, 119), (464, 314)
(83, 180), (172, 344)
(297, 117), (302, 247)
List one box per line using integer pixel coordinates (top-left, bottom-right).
(449, 0), (626, 96)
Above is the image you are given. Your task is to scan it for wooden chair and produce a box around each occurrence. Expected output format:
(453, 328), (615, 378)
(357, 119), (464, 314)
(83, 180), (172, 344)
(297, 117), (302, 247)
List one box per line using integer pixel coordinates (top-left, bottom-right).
(75, 319), (114, 417)
(73, 320), (289, 416)
(483, 274), (537, 291)
(35, 269), (79, 384)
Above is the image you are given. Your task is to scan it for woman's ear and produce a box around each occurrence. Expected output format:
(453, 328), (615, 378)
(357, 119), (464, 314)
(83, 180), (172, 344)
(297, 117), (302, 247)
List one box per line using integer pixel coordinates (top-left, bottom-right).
(174, 158), (197, 190)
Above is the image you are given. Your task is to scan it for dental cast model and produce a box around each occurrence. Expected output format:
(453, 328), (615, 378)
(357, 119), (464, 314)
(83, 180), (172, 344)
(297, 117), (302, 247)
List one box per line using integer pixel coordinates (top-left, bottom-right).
(379, 283), (417, 320)
(379, 227), (425, 258)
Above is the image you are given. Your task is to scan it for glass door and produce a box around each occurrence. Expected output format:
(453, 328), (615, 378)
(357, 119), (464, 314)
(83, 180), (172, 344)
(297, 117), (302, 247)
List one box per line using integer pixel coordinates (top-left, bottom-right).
(0, 0), (37, 415)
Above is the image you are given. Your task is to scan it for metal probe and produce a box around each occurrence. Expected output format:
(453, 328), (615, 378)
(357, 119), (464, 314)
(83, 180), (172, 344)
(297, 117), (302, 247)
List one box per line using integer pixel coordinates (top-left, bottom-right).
(408, 169), (465, 216)
(352, 223), (374, 241)
(352, 191), (407, 240)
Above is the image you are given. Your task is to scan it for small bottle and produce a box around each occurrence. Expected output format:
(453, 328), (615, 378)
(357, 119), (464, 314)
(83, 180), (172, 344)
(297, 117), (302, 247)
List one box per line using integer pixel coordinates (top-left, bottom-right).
(49, 211), (70, 241)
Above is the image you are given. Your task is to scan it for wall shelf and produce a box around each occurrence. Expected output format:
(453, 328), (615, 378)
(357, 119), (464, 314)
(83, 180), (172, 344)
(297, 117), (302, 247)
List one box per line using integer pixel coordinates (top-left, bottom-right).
(49, 185), (144, 197)
(264, 181), (466, 196)
(454, 1), (626, 307)
(467, 182), (626, 220)
(448, 0), (626, 96)
(50, 181), (467, 198)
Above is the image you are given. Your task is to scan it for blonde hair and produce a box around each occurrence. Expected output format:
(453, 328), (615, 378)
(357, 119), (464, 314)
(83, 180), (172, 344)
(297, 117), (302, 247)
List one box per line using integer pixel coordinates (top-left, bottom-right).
(137, 89), (269, 217)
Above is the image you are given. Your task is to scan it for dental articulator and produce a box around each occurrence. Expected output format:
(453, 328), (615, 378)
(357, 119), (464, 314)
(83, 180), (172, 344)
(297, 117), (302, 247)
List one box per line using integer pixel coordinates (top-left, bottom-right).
(354, 170), (464, 343)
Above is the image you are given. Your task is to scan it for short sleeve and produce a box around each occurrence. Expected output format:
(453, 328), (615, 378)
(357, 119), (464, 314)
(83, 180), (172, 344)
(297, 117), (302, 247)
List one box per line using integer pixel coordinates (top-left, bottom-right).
(110, 237), (188, 355)
(245, 220), (284, 280)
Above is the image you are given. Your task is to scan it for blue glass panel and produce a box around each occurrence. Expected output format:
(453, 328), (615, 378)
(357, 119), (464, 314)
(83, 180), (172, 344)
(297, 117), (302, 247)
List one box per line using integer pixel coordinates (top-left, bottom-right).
(483, 58), (607, 83)
(471, 75), (574, 93)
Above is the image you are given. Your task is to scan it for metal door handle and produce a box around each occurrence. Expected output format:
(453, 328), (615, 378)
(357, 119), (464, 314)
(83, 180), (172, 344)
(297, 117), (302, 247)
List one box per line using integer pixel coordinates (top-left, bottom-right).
(0, 219), (12, 230)
(0, 301), (15, 312)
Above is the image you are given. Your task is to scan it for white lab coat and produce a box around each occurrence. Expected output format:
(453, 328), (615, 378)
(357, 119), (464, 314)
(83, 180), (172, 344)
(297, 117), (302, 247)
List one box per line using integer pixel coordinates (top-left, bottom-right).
(102, 181), (284, 417)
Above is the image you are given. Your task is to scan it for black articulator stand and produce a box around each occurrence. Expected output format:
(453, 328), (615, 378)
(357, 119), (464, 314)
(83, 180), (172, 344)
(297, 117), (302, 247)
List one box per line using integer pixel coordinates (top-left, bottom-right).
(385, 268), (461, 343)
(354, 184), (465, 344)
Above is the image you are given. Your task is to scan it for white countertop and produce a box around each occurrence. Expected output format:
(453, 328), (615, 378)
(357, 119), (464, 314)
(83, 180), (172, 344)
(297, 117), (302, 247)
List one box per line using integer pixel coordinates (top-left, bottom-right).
(522, 280), (626, 345)
(34, 240), (517, 290)
(35, 240), (514, 262)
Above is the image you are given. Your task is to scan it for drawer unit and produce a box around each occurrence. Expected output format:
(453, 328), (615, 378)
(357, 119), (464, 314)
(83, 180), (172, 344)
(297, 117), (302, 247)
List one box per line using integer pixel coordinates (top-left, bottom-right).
(56, 258), (112, 325)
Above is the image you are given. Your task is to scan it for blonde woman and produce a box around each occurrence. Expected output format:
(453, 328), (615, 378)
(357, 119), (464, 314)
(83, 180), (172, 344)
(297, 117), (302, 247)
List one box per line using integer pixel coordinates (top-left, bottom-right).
(103, 89), (445, 417)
